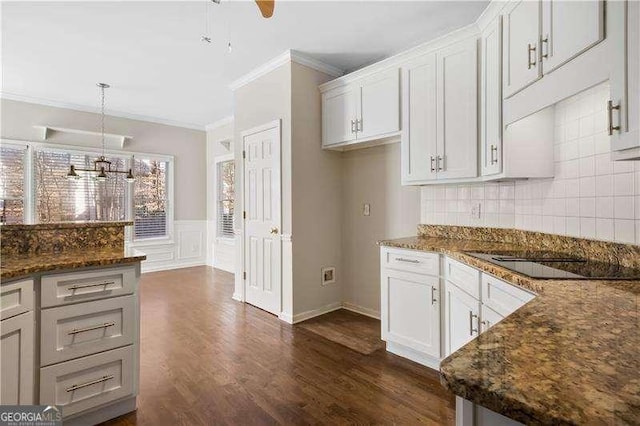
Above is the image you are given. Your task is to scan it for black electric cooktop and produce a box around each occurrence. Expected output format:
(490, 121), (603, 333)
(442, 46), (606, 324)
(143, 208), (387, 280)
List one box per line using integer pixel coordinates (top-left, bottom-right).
(465, 251), (640, 280)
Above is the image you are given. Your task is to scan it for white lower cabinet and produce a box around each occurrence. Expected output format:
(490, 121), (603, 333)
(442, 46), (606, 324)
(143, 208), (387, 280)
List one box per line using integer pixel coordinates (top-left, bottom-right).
(0, 311), (35, 405)
(381, 269), (440, 359)
(381, 249), (537, 366)
(444, 281), (480, 355)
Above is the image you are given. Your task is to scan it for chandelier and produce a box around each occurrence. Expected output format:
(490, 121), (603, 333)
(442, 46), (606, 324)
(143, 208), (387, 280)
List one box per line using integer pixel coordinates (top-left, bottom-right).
(66, 83), (135, 183)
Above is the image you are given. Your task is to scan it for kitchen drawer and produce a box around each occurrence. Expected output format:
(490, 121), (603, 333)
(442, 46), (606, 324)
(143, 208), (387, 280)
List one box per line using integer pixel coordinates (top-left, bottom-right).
(444, 257), (481, 300)
(1, 278), (34, 320)
(41, 296), (135, 366)
(40, 345), (134, 418)
(381, 248), (440, 276)
(41, 266), (136, 308)
(481, 273), (535, 317)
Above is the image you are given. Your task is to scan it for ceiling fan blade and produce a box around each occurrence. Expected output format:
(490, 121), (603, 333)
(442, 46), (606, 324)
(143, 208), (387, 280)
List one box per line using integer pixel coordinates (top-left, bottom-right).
(255, 0), (275, 18)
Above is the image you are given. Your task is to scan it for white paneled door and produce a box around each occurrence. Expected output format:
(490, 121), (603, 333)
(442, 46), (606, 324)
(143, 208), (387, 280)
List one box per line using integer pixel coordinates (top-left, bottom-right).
(243, 121), (282, 316)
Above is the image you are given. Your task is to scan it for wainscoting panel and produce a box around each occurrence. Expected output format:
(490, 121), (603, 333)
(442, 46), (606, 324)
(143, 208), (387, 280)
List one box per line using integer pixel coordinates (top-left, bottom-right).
(132, 220), (207, 273)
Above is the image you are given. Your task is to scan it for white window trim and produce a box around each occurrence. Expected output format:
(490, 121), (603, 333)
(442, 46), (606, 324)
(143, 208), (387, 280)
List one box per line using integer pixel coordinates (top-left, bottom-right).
(1, 138), (175, 244)
(214, 153), (235, 242)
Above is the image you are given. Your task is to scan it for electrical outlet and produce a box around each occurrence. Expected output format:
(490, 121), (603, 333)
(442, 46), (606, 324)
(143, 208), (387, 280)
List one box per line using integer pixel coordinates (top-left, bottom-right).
(363, 203), (370, 216)
(471, 202), (482, 219)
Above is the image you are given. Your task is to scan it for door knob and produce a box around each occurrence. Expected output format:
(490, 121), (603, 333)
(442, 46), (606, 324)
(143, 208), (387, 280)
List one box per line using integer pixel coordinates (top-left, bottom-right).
(270, 227), (279, 235)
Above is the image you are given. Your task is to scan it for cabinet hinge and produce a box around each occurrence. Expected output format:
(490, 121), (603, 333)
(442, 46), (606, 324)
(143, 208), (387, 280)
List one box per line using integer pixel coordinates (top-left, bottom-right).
(243, 272), (246, 280)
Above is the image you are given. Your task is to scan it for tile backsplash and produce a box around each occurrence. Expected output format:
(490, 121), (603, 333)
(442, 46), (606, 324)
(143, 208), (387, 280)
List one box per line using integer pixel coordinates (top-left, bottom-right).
(420, 82), (639, 245)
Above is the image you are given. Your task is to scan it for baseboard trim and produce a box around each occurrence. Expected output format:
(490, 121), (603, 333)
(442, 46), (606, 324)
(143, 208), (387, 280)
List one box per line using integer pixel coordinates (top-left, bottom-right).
(232, 292), (243, 302)
(141, 261), (206, 274)
(385, 342), (441, 371)
(341, 302), (380, 320)
(290, 302), (343, 324)
(64, 396), (137, 426)
(278, 312), (293, 324)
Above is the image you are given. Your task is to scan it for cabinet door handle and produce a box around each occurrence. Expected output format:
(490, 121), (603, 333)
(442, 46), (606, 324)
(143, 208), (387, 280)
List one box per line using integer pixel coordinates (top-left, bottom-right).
(607, 100), (621, 135)
(395, 257), (420, 264)
(490, 145), (498, 165)
(437, 156), (444, 171)
(68, 322), (116, 335)
(527, 43), (537, 69)
(67, 281), (115, 291)
(469, 312), (479, 336)
(430, 156), (436, 173)
(66, 375), (114, 393)
(350, 119), (356, 133)
(431, 286), (437, 305)
(541, 35), (549, 60)
(357, 119), (363, 132)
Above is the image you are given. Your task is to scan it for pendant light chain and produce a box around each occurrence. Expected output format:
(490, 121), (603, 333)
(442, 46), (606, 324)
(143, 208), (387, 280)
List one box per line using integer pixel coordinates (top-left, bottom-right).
(100, 83), (106, 159)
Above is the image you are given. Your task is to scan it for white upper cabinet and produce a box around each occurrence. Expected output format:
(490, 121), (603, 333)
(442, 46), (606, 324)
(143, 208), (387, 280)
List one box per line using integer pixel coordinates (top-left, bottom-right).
(502, 0), (542, 98)
(321, 68), (400, 149)
(401, 36), (478, 184)
(610, 0), (640, 158)
(358, 68), (401, 140)
(401, 54), (438, 183)
(481, 16), (503, 176)
(322, 86), (359, 147)
(436, 38), (478, 180)
(541, 0), (604, 75)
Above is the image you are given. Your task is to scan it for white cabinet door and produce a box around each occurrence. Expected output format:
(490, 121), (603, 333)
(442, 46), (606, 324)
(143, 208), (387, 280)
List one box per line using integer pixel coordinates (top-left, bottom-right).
(444, 281), (480, 357)
(401, 54), (438, 184)
(381, 269), (440, 359)
(322, 86), (358, 147)
(610, 0), (640, 153)
(480, 305), (505, 334)
(503, 0), (542, 98)
(358, 68), (400, 140)
(481, 17), (503, 176)
(541, 0), (604, 75)
(436, 38), (478, 180)
(1, 311), (34, 405)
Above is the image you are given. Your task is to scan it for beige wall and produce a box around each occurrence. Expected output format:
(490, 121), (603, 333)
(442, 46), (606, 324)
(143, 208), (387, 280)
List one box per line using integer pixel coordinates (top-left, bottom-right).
(1, 99), (207, 220)
(342, 143), (421, 316)
(291, 62), (343, 315)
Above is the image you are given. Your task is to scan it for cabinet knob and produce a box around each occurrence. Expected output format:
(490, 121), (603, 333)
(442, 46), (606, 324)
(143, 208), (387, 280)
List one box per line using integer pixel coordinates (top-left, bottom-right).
(270, 227), (279, 235)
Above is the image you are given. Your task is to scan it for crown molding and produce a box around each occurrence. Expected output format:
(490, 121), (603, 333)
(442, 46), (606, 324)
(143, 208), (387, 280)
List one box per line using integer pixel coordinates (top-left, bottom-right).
(205, 115), (234, 131)
(229, 49), (343, 91)
(319, 22), (480, 93)
(0, 92), (206, 131)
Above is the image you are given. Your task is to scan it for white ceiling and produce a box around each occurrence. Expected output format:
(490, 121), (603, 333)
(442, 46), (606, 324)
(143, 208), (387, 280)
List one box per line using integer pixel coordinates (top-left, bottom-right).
(1, 1), (488, 129)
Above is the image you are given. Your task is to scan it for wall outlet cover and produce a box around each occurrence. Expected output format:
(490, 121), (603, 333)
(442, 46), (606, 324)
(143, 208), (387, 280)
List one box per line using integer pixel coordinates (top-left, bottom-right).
(321, 266), (336, 285)
(363, 203), (371, 216)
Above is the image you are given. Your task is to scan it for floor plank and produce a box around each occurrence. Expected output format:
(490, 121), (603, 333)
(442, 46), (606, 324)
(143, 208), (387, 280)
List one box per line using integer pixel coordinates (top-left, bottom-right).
(101, 266), (455, 425)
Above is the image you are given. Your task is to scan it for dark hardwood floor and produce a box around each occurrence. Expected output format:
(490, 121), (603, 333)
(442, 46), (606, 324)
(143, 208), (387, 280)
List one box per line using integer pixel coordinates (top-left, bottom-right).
(103, 266), (455, 425)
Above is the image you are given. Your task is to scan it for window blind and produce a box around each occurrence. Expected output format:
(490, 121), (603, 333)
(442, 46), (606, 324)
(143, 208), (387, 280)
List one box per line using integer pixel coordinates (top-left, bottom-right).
(0, 145), (27, 224)
(217, 160), (235, 238)
(133, 158), (168, 239)
(34, 149), (128, 222)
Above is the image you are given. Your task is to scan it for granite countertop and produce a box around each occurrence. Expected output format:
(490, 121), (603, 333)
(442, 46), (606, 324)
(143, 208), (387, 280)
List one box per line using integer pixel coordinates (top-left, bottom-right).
(0, 221), (133, 230)
(1, 248), (146, 281)
(379, 236), (640, 425)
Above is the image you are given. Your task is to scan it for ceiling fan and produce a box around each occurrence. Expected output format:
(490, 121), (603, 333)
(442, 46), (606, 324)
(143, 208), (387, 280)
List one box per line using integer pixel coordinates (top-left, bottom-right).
(210, 0), (275, 18)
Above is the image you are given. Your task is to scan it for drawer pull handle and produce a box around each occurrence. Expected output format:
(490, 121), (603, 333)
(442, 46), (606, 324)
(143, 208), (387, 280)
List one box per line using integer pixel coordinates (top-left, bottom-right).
(607, 100), (621, 135)
(68, 281), (115, 291)
(431, 286), (437, 305)
(395, 257), (420, 264)
(68, 322), (116, 335)
(66, 375), (114, 392)
(469, 312), (479, 336)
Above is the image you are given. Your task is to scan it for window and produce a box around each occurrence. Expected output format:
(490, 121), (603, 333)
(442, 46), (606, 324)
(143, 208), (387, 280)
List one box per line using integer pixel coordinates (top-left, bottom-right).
(217, 159), (235, 238)
(34, 149), (128, 222)
(0, 141), (173, 240)
(0, 145), (26, 224)
(133, 158), (169, 240)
